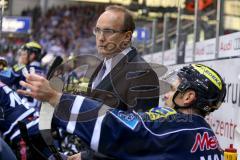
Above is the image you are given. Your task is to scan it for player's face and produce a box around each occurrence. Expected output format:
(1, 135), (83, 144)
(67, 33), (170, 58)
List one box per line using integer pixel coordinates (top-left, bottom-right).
(0, 64), (4, 70)
(163, 77), (198, 109)
(163, 79), (181, 108)
(18, 50), (29, 65)
(95, 10), (130, 59)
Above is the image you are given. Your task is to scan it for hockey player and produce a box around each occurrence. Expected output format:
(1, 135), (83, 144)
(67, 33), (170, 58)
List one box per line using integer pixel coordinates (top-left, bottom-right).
(0, 41), (45, 114)
(0, 81), (38, 142)
(0, 56), (8, 71)
(18, 64), (226, 160)
(0, 57), (12, 85)
(0, 81), (61, 160)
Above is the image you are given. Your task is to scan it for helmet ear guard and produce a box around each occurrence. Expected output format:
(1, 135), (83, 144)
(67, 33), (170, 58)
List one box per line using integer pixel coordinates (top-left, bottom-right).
(206, 81), (226, 110)
(177, 79), (192, 92)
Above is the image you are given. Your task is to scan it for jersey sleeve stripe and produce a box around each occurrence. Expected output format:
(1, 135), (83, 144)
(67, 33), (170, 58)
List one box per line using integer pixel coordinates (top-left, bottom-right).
(10, 118), (39, 141)
(66, 96), (85, 134)
(3, 108), (35, 137)
(90, 114), (106, 152)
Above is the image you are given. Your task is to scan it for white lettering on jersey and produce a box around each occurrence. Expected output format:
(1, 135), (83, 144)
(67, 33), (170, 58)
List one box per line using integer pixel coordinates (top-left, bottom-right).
(3, 85), (23, 108)
(200, 154), (223, 160)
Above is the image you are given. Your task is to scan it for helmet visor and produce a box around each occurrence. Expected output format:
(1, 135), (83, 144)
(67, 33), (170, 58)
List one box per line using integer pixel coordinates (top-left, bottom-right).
(160, 70), (182, 94)
(162, 70), (180, 85)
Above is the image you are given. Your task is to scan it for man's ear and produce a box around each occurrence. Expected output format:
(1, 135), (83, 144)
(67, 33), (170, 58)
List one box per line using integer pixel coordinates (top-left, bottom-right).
(120, 31), (132, 50)
(183, 90), (196, 106)
(125, 31), (132, 42)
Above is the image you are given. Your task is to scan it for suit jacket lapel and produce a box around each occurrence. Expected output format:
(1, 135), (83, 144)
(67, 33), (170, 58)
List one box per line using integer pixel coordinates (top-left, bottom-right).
(95, 48), (138, 89)
(87, 61), (103, 93)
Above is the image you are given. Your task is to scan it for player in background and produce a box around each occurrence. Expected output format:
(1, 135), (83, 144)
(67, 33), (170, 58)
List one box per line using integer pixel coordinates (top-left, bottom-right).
(0, 41), (46, 116)
(0, 57), (8, 71)
(0, 80), (55, 159)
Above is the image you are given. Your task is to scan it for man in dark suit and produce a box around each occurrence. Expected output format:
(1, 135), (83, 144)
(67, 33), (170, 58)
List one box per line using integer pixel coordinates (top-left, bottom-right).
(17, 5), (160, 160)
(88, 5), (159, 112)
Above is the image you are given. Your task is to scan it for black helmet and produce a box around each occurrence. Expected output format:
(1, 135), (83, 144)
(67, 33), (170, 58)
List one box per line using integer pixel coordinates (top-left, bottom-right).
(20, 41), (42, 61)
(175, 64), (226, 114)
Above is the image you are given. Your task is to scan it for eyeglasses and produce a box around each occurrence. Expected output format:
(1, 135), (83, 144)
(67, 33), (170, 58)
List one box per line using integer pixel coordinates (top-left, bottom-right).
(93, 27), (127, 37)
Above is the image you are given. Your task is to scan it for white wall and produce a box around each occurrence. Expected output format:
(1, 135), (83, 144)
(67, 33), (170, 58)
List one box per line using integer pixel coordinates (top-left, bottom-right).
(11, 0), (40, 15)
(47, 0), (79, 8)
(10, 0), (79, 16)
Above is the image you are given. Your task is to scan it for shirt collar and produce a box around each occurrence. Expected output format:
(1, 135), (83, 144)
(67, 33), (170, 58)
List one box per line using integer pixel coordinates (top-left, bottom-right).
(103, 47), (132, 69)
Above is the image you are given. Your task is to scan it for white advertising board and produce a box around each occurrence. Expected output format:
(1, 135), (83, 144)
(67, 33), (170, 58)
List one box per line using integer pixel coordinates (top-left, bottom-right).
(143, 54), (152, 62)
(194, 38), (216, 61)
(202, 59), (240, 152)
(143, 52), (163, 64)
(150, 31), (240, 65)
(151, 51), (163, 64)
(184, 44), (193, 63)
(218, 32), (240, 58)
(163, 48), (176, 65)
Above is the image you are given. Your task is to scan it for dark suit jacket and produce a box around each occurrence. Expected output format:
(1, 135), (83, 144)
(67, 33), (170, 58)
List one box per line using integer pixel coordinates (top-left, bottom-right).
(87, 47), (159, 112)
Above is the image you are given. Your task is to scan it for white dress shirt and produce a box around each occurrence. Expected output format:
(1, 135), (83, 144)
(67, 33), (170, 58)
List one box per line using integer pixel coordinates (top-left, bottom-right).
(91, 47), (132, 89)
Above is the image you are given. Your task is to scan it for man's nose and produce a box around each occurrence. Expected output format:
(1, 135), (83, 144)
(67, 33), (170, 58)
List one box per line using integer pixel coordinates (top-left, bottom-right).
(97, 32), (106, 41)
(163, 93), (169, 100)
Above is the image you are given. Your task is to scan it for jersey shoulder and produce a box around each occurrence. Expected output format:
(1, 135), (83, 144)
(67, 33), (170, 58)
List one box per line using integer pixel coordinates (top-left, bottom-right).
(145, 106), (177, 120)
(12, 64), (25, 72)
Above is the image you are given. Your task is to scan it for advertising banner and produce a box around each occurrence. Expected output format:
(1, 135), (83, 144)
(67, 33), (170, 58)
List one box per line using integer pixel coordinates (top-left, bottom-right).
(202, 59), (240, 151)
(151, 51), (163, 64)
(162, 48), (176, 65)
(218, 32), (240, 58)
(184, 44), (193, 63)
(143, 54), (152, 62)
(2, 16), (31, 34)
(194, 38), (216, 61)
(147, 32), (240, 65)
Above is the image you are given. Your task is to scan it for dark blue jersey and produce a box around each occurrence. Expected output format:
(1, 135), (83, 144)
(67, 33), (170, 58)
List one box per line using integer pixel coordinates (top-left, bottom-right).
(0, 61), (45, 110)
(0, 82), (39, 142)
(54, 94), (224, 160)
(0, 63), (26, 89)
(0, 67), (16, 87)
